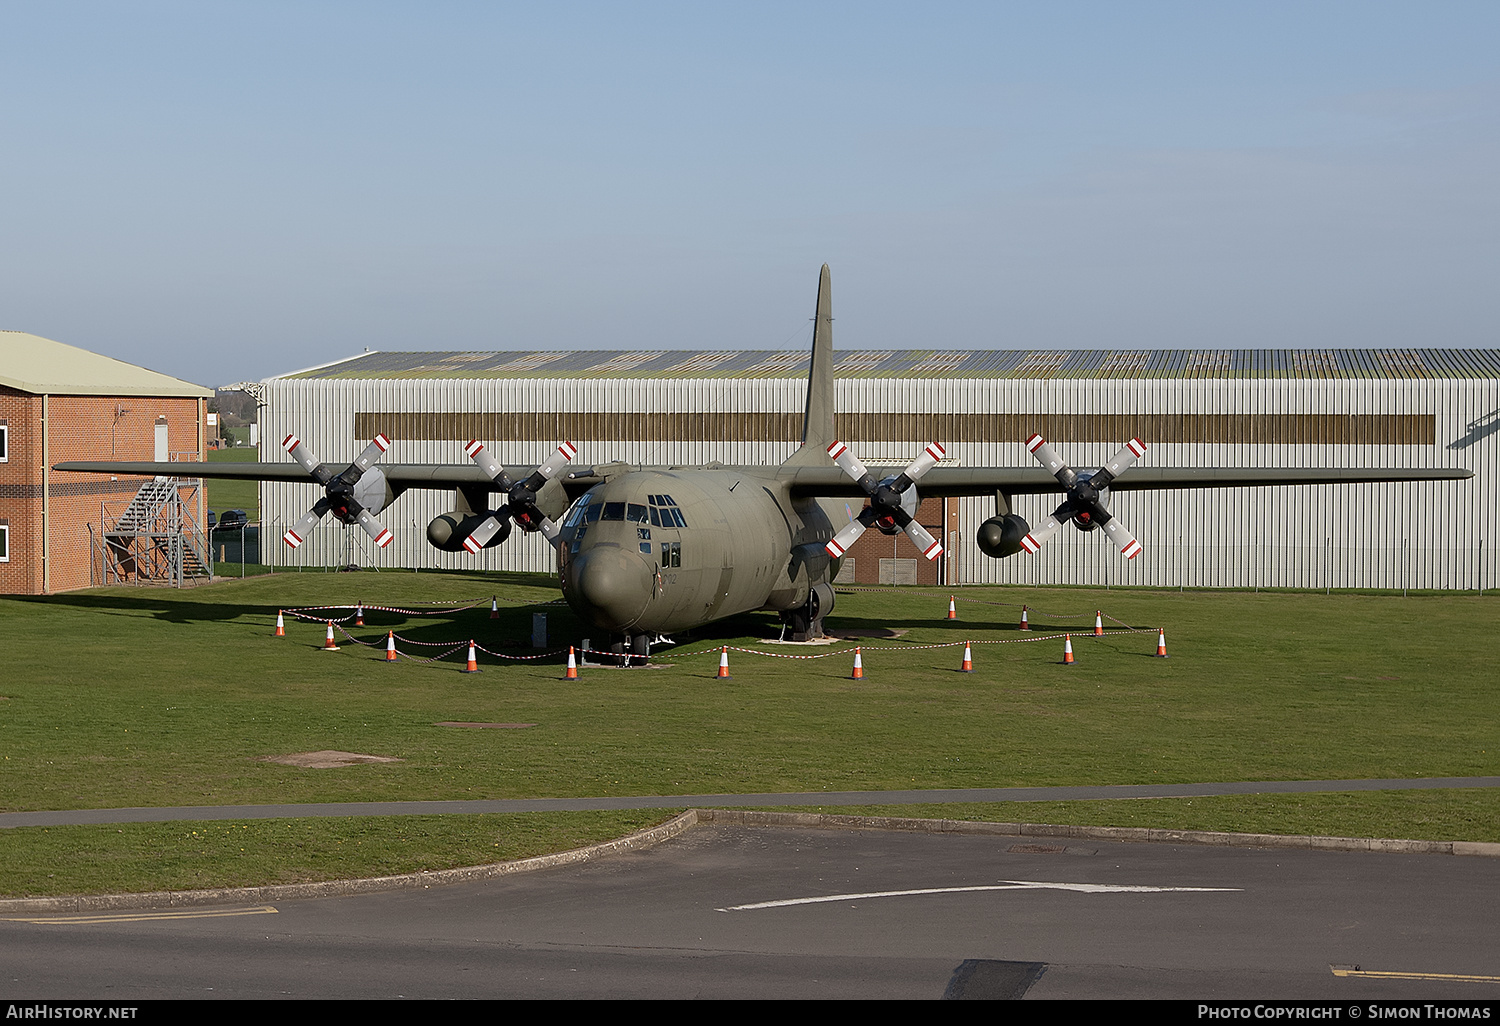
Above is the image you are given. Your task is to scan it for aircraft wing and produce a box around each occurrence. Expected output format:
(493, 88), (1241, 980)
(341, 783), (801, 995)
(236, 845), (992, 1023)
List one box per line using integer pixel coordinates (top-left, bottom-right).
(51, 460), (566, 488)
(779, 464), (1472, 498)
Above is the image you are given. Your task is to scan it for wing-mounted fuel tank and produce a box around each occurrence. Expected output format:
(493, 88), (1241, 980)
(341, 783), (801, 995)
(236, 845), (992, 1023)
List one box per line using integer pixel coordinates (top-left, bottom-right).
(427, 511), (511, 552)
(976, 513), (1032, 559)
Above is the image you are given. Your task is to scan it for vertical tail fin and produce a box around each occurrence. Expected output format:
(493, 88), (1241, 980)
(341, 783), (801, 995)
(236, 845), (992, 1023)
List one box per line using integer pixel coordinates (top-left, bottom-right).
(781, 264), (835, 468)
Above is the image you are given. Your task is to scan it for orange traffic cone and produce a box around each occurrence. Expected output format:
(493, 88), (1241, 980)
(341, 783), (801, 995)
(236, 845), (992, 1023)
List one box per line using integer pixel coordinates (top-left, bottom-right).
(1063, 634), (1075, 666)
(322, 621), (339, 651)
(355, 604), (365, 627)
(490, 596), (500, 619)
(1094, 610), (1103, 636)
(565, 646), (578, 679)
(1019, 605), (1030, 630)
(462, 640), (480, 673)
(275, 610), (285, 637)
(1155, 629), (1169, 658)
(850, 647), (864, 680)
(947, 596), (957, 620)
(385, 631), (397, 662)
(960, 641), (973, 673)
(716, 646), (731, 679)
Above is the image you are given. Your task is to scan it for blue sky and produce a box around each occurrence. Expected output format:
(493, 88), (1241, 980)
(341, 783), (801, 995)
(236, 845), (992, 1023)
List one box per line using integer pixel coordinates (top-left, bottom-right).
(2, 2), (1496, 387)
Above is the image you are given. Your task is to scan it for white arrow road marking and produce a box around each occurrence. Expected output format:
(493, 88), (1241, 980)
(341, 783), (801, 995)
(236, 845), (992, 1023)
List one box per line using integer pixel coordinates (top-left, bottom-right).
(717, 880), (1240, 912)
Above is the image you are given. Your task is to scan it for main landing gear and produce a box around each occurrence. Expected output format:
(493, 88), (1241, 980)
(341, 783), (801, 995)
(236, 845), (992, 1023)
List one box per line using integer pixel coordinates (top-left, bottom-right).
(607, 634), (650, 667)
(780, 582), (836, 643)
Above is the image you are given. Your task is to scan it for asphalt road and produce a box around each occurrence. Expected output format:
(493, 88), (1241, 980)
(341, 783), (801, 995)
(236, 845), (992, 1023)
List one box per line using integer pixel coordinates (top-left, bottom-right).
(5, 822), (1499, 1000)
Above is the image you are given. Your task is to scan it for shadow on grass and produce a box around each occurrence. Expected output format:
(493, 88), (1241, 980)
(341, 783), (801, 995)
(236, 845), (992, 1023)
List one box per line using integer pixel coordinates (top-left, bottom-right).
(14, 569), (567, 630)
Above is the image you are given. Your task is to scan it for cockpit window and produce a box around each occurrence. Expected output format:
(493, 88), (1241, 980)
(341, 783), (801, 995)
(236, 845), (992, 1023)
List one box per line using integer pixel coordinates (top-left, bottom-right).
(646, 493), (687, 527)
(584, 503), (602, 524)
(602, 502), (626, 522)
(626, 503), (648, 523)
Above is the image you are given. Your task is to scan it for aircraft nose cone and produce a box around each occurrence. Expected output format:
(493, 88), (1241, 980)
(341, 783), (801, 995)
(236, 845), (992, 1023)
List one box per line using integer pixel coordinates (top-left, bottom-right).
(568, 546), (652, 631)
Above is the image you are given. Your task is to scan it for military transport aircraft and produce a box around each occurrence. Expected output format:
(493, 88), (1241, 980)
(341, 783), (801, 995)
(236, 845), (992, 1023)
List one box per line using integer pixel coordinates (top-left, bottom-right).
(57, 266), (1472, 658)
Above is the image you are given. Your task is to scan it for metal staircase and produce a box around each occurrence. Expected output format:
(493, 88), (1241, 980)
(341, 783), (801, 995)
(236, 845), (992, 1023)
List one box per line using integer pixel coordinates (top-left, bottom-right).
(93, 478), (213, 586)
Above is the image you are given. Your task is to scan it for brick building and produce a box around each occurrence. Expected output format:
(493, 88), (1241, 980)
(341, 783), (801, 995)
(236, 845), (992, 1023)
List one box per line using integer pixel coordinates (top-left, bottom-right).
(0, 331), (211, 594)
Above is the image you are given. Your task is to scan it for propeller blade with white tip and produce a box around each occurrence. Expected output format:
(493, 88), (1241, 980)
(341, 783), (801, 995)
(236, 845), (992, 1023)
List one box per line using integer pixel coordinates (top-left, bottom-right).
(891, 442), (946, 490)
(350, 433), (392, 475)
(353, 505), (395, 548)
(825, 516), (869, 558)
(282, 433), (330, 483)
(827, 440), (874, 489)
(283, 497), (332, 548)
(463, 440), (513, 490)
(1018, 506), (1070, 555)
(1025, 434), (1078, 490)
(462, 516), (508, 555)
(1094, 437), (1147, 488)
(532, 441), (578, 483)
(901, 518), (945, 560)
(1101, 518), (1143, 559)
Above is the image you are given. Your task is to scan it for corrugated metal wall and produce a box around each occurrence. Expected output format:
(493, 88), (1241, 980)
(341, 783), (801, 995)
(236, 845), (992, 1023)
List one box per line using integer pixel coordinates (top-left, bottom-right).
(258, 369), (1497, 590)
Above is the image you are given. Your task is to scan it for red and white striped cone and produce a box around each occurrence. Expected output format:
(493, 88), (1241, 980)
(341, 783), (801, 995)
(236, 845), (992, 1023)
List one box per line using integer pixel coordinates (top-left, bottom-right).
(355, 604), (365, 627)
(322, 621), (339, 651)
(1063, 634), (1075, 666)
(1155, 629), (1169, 658)
(1019, 606), (1030, 630)
(1094, 611), (1103, 636)
(716, 646), (731, 679)
(385, 631), (397, 662)
(275, 610), (285, 637)
(850, 647), (864, 680)
(462, 640), (480, 673)
(490, 596), (499, 619)
(565, 646), (578, 679)
(947, 596), (957, 620)
(961, 641), (973, 673)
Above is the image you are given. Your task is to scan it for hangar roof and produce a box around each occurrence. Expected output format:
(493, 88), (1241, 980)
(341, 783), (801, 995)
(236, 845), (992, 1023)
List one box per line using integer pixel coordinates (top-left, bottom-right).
(0, 331), (211, 397)
(277, 348), (1500, 382)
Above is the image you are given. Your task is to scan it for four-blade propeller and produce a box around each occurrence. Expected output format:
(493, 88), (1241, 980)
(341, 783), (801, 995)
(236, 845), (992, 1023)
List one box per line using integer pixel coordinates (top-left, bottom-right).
(281, 433), (396, 550)
(823, 440), (946, 560)
(1019, 434), (1146, 559)
(460, 440), (578, 553)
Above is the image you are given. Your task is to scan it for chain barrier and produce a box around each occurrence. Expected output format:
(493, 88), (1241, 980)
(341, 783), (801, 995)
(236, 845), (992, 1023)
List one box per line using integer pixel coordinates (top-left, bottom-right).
(290, 596), (1164, 668)
(835, 587), (1118, 621)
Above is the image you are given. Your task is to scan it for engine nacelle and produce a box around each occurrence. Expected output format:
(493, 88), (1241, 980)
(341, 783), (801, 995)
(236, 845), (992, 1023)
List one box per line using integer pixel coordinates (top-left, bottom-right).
(426, 512), (511, 552)
(976, 514), (1031, 558)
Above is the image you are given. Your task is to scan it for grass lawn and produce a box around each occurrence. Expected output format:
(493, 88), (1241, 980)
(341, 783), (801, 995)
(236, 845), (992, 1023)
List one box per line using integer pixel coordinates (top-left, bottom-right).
(2, 571), (1497, 896)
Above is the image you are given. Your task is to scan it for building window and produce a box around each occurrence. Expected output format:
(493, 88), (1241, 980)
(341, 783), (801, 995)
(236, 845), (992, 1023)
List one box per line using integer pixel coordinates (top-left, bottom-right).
(0, 521), (9, 562)
(0, 422), (8, 462)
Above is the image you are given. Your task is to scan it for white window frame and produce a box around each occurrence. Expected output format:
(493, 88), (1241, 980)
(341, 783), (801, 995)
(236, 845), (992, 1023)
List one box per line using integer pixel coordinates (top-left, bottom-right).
(0, 522), (9, 562)
(0, 422), (8, 462)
